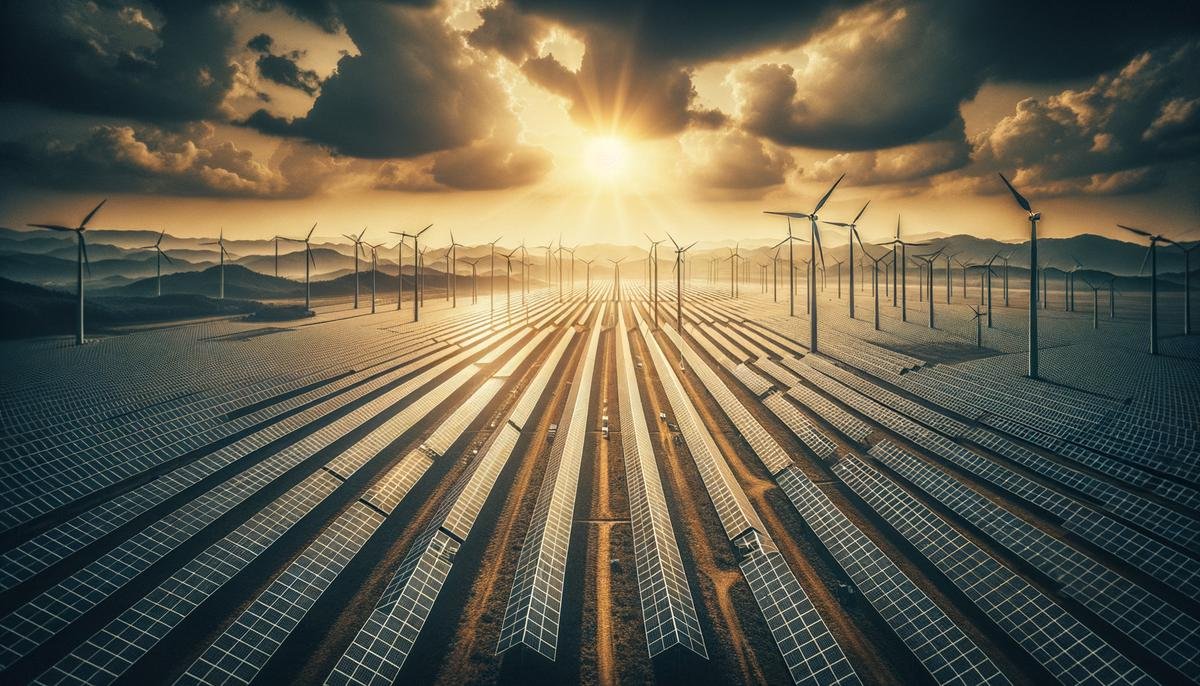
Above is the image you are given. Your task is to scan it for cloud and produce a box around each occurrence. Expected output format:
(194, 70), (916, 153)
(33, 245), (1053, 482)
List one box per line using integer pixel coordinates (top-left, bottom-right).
(244, 0), (438, 33)
(799, 120), (970, 185)
(470, 1), (848, 138)
(247, 33), (274, 53)
(0, 1), (236, 122)
(682, 129), (794, 193)
(374, 131), (553, 192)
(256, 53), (322, 95)
(242, 3), (515, 158)
(0, 122), (353, 198)
(732, 2), (978, 151)
(971, 42), (1200, 191)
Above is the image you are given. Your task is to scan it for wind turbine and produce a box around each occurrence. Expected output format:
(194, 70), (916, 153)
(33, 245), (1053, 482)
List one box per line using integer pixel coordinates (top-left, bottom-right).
(459, 256), (482, 304)
(984, 252), (1002, 328)
(447, 231), (465, 307)
(28, 198), (106, 345)
(831, 257), (845, 299)
(342, 227), (367, 309)
(201, 228), (234, 300)
(365, 242), (383, 314)
(943, 251), (959, 303)
(1176, 242), (1200, 335)
(501, 247), (516, 323)
(608, 257), (626, 301)
(137, 229), (174, 297)
(535, 243), (552, 292)
(645, 234), (666, 328)
(1118, 223), (1180, 355)
(724, 245), (744, 299)
(272, 235), (282, 277)
(999, 173), (1041, 379)
(912, 247), (944, 328)
(859, 240), (889, 331)
(771, 246), (781, 303)
(1080, 276), (1103, 329)
(998, 251), (1012, 306)
(391, 224), (432, 319)
(281, 223), (317, 310)
(667, 233), (696, 331)
(555, 236), (567, 303)
(581, 257), (595, 301)
(488, 235), (503, 318)
(881, 215), (929, 323)
(822, 200), (869, 319)
(968, 305), (985, 347)
(765, 173), (839, 328)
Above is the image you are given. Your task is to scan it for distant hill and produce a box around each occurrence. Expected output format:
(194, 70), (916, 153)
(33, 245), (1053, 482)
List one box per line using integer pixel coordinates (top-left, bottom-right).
(0, 277), (260, 339)
(0, 251), (207, 287)
(104, 264), (301, 299)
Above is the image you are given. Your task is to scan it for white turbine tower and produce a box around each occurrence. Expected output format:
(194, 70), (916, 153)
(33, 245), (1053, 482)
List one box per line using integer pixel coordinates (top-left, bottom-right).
(28, 198), (106, 345)
(281, 223), (318, 311)
(201, 229), (234, 300)
(999, 173), (1041, 379)
(343, 227), (367, 309)
(608, 257), (626, 301)
(581, 257), (594, 302)
(137, 229), (174, 297)
(912, 247), (944, 328)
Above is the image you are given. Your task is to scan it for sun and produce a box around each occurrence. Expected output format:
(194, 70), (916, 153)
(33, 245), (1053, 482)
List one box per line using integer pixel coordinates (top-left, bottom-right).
(584, 135), (629, 182)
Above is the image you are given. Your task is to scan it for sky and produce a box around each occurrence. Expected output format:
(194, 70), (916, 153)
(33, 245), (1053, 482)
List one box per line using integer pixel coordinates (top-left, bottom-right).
(0, 0), (1197, 248)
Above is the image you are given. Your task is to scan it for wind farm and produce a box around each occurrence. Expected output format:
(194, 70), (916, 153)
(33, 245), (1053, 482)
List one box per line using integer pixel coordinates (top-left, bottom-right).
(1, 2), (1198, 686)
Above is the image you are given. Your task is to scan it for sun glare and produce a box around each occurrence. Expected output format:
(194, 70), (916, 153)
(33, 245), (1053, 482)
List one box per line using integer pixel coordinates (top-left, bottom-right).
(584, 136), (629, 182)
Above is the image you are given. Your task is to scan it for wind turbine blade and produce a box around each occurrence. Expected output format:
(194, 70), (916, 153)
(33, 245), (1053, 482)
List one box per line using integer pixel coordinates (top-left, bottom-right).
(684, 241), (697, 252)
(814, 226), (826, 270)
(307, 223), (317, 241)
(160, 248), (174, 264)
(156, 229), (166, 245)
(1116, 224), (1152, 238)
(80, 198), (107, 228)
(998, 173), (1032, 212)
(28, 224), (75, 232)
(417, 224), (433, 236)
(821, 221), (851, 227)
(667, 231), (679, 250)
(764, 211), (810, 219)
(852, 199), (870, 224)
(1137, 245), (1151, 276)
(358, 227), (367, 241)
(812, 173), (844, 215)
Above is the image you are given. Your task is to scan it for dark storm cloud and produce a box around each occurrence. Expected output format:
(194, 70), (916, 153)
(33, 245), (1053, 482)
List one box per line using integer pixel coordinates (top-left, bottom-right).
(256, 53), (322, 95)
(971, 42), (1200, 195)
(471, 1), (853, 138)
(0, 122), (348, 198)
(732, 0), (1200, 153)
(242, 3), (512, 158)
(0, 1), (236, 122)
(247, 33), (274, 53)
(243, 0), (438, 32)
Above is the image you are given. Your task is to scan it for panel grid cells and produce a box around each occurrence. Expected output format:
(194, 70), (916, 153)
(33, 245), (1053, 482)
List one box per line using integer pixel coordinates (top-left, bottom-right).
(615, 309), (707, 659)
(178, 502), (383, 686)
(773, 466), (1007, 686)
(496, 304), (604, 660)
(837, 448), (1153, 686)
(870, 441), (1200, 678)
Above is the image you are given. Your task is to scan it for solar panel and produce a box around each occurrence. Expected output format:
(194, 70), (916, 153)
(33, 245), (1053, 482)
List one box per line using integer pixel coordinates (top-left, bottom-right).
(35, 470), (343, 686)
(837, 449), (1154, 686)
(615, 309), (708, 658)
(738, 532), (861, 686)
(871, 441), (1200, 678)
(496, 304), (604, 660)
(178, 502), (383, 686)
(762, 393), (836, 462)
(773, 466), (1007, 685)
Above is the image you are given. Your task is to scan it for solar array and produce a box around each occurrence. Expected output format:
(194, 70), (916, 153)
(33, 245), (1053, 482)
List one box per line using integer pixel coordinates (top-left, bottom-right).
(614, 308), (708, 658)
(0, 272), (1195, 686)
(496, 304), (604, 659)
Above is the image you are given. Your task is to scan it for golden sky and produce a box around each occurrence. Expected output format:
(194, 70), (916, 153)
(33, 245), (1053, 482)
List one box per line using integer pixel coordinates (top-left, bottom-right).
(1, 1), (1196, 248)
